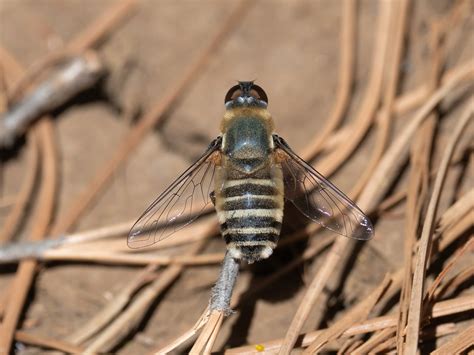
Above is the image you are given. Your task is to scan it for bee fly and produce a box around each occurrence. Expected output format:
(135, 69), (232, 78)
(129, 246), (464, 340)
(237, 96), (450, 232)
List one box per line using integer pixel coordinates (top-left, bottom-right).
(129, 81), (374, 263)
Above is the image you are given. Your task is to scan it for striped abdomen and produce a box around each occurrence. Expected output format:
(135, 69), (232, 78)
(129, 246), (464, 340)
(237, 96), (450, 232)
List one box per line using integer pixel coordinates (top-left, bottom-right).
(215, 172), (284, 263)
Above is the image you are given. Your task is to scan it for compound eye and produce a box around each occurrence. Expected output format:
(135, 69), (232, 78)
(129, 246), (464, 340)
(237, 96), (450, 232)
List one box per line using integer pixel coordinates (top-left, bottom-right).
(225, 85), (242, 103)
(249, 84), (268, 104)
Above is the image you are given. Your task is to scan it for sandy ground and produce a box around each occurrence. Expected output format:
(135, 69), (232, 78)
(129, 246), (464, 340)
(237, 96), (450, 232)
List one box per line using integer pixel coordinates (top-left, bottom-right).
(0, 0), (472, 353)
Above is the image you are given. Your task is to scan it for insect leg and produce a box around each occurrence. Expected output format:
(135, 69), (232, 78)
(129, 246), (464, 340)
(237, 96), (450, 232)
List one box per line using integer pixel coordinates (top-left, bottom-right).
(209, 190), (216, 206)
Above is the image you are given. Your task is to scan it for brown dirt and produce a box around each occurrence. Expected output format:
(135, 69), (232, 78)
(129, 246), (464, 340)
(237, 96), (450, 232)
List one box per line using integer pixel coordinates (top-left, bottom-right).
(0, 0), (472, 354)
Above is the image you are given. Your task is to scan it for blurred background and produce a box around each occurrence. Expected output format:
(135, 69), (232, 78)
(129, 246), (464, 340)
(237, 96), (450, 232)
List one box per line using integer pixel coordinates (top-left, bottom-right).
(0, 0), (472, 353)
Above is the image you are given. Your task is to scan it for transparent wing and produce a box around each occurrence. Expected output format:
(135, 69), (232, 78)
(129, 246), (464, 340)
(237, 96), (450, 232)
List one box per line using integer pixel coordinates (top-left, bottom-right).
(273, 135), (374, 240)
(128, 137), (222, 248)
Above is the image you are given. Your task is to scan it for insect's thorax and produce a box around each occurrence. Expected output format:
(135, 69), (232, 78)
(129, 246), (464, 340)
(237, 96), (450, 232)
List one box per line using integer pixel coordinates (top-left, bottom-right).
(222, 114), (272, 173)
(216, 112), (284, 263)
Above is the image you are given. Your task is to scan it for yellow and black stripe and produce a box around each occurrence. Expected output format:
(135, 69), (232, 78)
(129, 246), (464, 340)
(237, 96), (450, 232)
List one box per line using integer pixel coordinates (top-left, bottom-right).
(216, 178), (284, 262)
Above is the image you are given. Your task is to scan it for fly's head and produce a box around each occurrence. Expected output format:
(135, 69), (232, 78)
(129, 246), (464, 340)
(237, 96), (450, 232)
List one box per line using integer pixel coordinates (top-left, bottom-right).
(224, 81), (268, 109)
(221, 81), (274, 135)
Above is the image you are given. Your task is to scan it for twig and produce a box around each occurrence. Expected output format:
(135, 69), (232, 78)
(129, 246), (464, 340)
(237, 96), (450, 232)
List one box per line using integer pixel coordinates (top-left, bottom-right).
(154, 235), (334, 354)
(0, 132), (39, 243)
(224, 295), (474, 354)
(0, 214), (217, 263)
(0, 50), (58, 355)
(15, 330), (84, 354)
(350, 0), (409, 198)
(397, 17), (444, 352)
(404, 101), (473, 354)
(66, 264), (158, 345)
(431, 324), (474, 355)
(43, 249), (225, 266)
(154, 307), (211, 354)
(8, 0), (138, 101)
(353, 327), (396, 354)
(203, 313), (225, 354)
(435, 265), (474, 300)
(50, 0), (255, 236)
(436, 189), (474, 234)
(279, 13), (474, 353)
(425, 237), (473, 303)
(303, 275), (392, 354)
(302, 0), (355, 161)
(278, 1), (394, 352)
(392, 60), (474, 115)
(1, 185), (469, 266)
(0, 51), (104, 147)
(210, 252), (240, 313)
(321, 60), (474, 155)
(191, 310), (225, 355)
(0, 238), (65, 263)
(82, 240), (208, 353)
(356, 60), (474, 213)
(338, 339), (364, 354)
(190, 252), (240, 354)
(68, 0), (139, 52)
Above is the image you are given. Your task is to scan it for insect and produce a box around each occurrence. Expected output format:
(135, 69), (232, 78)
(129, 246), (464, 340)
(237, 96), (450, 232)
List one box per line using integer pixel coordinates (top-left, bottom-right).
(128, 81), (374, 263)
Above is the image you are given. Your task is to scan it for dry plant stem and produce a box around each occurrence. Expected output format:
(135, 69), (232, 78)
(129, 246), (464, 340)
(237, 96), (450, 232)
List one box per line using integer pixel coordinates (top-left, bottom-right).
(303, 275), (392, 354)
(1, 219), (326, 266)
(204, 314), (225, 354)
(155, 307), (211, 354)
(278, 1), (394, 353)
(350, 0), (409, 198)
(190, 253), (239, 354)
(348, 204), (471, 353)
(0, 52), (58, 354)
(191, 310), (225, 355)
(351, 327), (396, 355)
(436, 189), (474, 234)
(8, 51), (74, 102)
(50, 0), (254, 236)
(404, 102), (472, 354)
(67, 264), (158, 344)
(0, 2), (136, 352)
(357, 62), (474, 213)
(68, 0), (138, 52)
(377, 188), (407, 214)
(426, 237), (473, 302)
(398, 20), (443, 352)
(339, 339), (364, 354)
(0, 215), (217, 263)
(155, 236), (334, 354)
(224, 295), (474, 354)
(302, 0), (355, 161)
(0, 52), (104, 147)
(15, 330), (84, 353)
(312, 0), (391, 179)
(0, 239), (66, 264)
(392, 60), (473, 115)
(210, 252), (240, 313)
(42, 249), (224, 266)
(2, 180), (468, 265)
(431, 324), (474, 355)
(8, 0), (137, 100)
(322, 60), (474, 155)
(0, 133), (39, 243)
(436, 265), (474, 300)
(83, 240), (207, 353)
(278, 237), (347, 354)
(280, 9), (473, 354)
